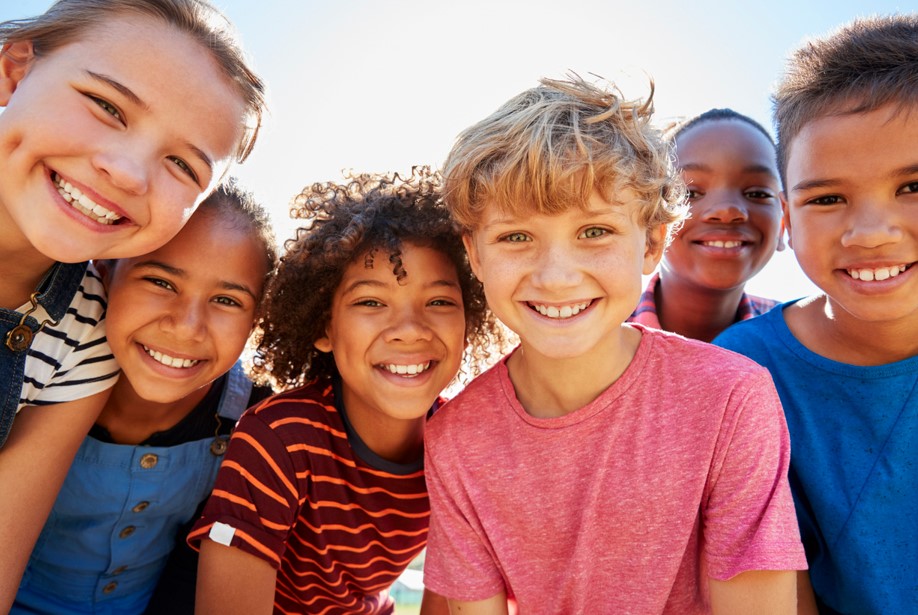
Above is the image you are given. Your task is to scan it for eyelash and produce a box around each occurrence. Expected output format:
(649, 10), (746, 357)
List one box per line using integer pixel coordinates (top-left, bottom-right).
(498, 232), (530, 243)
(87, 94), (199, 184)
(579, 227), (608, 239)
(898, 181), (918, 195)
(168, 156), (199, 183)
(145, 277), (175, 291)
(807, 195), (843, 206)
(88, 94), (124, 123)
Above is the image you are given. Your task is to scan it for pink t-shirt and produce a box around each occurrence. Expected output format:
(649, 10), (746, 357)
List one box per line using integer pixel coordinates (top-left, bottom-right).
(424, 325), (806, 613)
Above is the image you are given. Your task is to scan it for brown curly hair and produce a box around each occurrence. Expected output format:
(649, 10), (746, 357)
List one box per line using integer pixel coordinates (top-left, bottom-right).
(251, 166), (505, 391)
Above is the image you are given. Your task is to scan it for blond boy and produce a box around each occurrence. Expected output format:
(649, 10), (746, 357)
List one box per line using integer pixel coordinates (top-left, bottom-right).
(423, 76), (806, 614)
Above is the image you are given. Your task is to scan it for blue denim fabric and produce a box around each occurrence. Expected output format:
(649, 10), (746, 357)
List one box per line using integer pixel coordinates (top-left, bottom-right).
(0, 262), (88, 448)
(14, 363), (252, 614)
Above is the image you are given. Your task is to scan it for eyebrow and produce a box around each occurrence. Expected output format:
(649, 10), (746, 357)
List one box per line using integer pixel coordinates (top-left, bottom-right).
(87, 70), (147, 110)
(792, 163), (918, 194)
(340, 278), (460, 295)
(133, 260), (259, 300)
(681, 162), (778, 176)
(86, 71), (214, 174)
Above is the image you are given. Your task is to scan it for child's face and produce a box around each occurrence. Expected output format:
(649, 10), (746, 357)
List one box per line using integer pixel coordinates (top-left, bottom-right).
(103, 211), (266, 404)
(464, 190), (663, 362)
(662, 120), (783, 291)
(0, 14), (245, 264)
(783, 103), (918, 325)
(315, 243), (466, 426)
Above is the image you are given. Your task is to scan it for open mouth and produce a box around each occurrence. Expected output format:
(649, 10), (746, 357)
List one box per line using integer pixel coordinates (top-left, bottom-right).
(142, 344), (200, 369)
(380, 361), (432, 378)
(846, 264), (908, 281)
(53, 172), (124, 225)
(529, 300), (591, 319)
(697, 240), (747, 249)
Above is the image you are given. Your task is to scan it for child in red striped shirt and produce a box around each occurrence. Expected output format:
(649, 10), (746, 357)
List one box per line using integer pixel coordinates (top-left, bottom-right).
(189, 168), (503, 614)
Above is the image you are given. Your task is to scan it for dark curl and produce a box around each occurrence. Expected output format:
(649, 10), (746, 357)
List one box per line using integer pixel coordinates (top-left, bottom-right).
(251, 166), (505, 391)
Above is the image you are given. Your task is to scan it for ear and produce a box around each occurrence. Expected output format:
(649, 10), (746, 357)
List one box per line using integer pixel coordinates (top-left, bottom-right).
(776, 212), (787, 252)
(462, 232), (482, 280)
(314, 334), (332, 353)
(643, 225), (668, 275)
(780, 192), (793, 250)
(0, 42), (36, 106)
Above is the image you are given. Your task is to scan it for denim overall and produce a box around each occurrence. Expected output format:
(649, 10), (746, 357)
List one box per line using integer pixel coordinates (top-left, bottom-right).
(13, 363), (253, 614)
(0, 262), (87, 448)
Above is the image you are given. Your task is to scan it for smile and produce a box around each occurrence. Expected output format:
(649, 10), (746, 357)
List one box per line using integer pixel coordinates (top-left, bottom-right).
(700, 240), (745, 248)
(380, 361), (432, 378)
(143, 344), (200, 369)
(530, 301), (591, 319)
(53, 173), (122, 225)
(846, 264), (908, 281)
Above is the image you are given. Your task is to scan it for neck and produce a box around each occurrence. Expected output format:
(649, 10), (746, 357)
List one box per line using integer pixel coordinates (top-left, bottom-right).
(341, 399), (426, 465)
(97, 378), (212, 445)
(786, 295), (918, 366)
(657, 274), (746, 342)
(507, 325), (641, 418)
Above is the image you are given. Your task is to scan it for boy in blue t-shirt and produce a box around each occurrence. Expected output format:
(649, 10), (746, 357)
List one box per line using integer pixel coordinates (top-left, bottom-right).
(714, 14), (918, 614)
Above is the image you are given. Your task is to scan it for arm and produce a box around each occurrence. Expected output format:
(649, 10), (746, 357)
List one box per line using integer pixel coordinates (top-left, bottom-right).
(196, 538), (277, 615)
(447, 592), (509, 615)
(0, 390), (108, 611)
(420, 588), (451, 615)
(796, 570), (819, 615)
(709, 570), (796, 615)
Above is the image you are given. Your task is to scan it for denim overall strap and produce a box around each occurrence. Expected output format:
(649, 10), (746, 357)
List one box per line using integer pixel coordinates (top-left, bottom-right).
(217, 361), (254, 422)
(0, 262), (89, 448)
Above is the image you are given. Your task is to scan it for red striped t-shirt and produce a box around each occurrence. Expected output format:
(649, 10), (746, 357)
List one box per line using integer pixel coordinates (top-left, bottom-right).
(188, 380), (430, 614)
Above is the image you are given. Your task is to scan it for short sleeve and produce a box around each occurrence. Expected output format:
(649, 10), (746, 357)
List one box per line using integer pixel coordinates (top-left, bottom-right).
(188, 408), (302, 568)
(423, 423), (506, 601)
(21, 263), (119, 409)
(702, 369), (807, 579)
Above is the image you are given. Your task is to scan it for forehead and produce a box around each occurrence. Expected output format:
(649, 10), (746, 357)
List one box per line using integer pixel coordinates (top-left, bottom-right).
(676, 120), (776, 166)
(340, 243), (458, 283)
(786, 104), (918, 185)
(479, 187), (643, 223)
(55, 14), (245, 168)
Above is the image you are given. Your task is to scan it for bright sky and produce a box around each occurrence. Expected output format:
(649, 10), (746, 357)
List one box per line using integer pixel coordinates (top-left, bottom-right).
(5, 0), (912, 300)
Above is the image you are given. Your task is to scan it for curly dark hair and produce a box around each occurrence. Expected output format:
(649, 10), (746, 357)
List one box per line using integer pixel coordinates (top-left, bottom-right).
(251, 166), (505, 391)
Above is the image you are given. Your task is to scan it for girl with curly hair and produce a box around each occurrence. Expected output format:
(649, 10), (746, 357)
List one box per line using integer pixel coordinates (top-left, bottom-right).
(189, 167), (502, 614)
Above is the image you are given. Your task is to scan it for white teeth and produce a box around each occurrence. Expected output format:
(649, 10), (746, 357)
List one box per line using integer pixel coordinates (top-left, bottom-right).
(847, 265), (907, 281)
(702, 240), (743, 249)
(143, 345), (200, 369)
(53, 174), (121, 225)
(532, 301), (590, 319)
(383, 361), (431, 377)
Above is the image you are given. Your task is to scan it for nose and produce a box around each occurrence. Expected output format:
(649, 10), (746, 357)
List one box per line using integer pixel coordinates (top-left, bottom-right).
(92, 139), (151, 195)
(699, 192), (749, 224)
(160, 299), (207, 342)
(531, 242), (583, 290)
(383, 305), (434, 343)
(841, 201), (903, 248)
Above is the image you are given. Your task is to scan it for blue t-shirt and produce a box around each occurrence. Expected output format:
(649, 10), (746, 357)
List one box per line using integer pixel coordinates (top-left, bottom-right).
(714, 301), (918, 615)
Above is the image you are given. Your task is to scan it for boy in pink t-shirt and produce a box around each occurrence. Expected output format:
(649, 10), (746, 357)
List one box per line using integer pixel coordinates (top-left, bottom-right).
(423, 75), (807, 614)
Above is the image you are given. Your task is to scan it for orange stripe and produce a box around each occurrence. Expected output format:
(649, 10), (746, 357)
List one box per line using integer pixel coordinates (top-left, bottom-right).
(222, 459), (289, 507)
(305, 498), (431, 520)
(233, 432), (298, 499)
(295, 518), (428, 538)
(210, 489), (258, 513)
(286, 443), (424, 479)
(310, 474), (428, 499)
(271, 415), (347, 439)
(233, 527), (282, 567)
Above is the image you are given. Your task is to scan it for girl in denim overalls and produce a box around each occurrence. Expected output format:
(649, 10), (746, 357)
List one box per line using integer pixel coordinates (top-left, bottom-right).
(0, 1), (266, 607)
(13, 181), (276, 614)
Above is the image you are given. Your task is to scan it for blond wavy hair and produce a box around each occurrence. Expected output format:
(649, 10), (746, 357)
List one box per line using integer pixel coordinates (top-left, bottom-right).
(442, 73), (686, 251)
